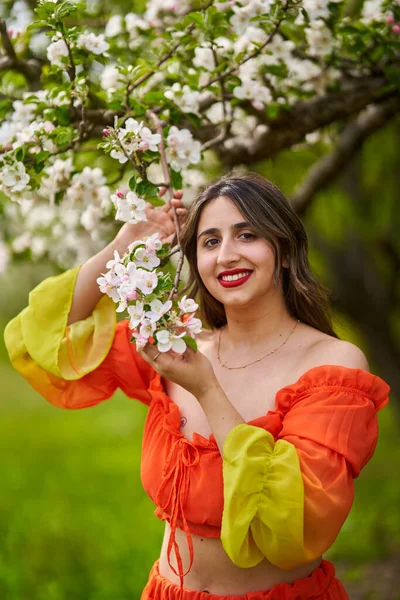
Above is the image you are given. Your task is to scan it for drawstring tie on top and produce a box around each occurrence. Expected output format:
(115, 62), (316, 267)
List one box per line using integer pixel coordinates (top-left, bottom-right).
(156, 435), (200, 596)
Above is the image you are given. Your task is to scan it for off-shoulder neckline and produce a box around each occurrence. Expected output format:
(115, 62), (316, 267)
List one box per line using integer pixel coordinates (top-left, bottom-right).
(150, 364), (390, 447)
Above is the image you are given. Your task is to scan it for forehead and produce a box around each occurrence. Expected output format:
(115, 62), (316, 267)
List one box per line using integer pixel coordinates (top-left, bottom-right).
(197, 196), (245, 231)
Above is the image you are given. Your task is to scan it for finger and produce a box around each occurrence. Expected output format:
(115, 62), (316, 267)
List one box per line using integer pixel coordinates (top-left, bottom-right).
(170, 198), (185, 208)
(173, 189), (183, 199)
(138, 343), (162, 364)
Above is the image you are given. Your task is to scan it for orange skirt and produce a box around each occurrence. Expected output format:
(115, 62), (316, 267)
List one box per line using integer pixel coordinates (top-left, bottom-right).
(141, 559), (349, 600)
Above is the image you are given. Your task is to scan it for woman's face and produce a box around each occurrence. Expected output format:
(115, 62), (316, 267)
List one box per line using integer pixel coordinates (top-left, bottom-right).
(196, 195), (280, 310)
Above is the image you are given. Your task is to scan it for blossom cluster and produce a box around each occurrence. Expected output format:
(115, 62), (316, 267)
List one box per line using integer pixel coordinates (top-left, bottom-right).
(0, 0), (398, 279)
(97, 233), (202, 353)
(106, 118), (161, 164)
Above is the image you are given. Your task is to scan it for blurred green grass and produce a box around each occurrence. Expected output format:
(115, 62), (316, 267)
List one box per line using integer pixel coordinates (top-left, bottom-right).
(0, 321), (399, 600)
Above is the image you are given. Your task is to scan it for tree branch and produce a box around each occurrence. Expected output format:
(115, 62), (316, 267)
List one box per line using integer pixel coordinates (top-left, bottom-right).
(217, 75), (396, 166)
(291, 97), (400, 216)
(0, 19), (42, 89)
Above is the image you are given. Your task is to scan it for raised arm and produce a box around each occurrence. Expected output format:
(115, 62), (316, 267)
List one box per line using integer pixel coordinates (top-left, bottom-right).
(4, 190), (186, 409)
(68, 190), (186, 324)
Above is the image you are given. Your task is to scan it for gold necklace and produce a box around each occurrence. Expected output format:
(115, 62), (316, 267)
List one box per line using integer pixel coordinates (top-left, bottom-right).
(217, 319), (300, 370)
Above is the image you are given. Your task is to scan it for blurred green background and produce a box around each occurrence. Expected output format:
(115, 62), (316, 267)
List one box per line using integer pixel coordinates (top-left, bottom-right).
(1, 122), (400, 600)
(1, 0), (400, 592)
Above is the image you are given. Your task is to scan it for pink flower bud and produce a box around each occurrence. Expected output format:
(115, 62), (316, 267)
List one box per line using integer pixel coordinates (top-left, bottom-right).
(386, 15), (395, 24)
(103, 128), (110, 136)
(252, 99), (264, 111)
(127, 291), (138, 301)
(392, 24), (400, 33)
(116, 190), (124, 198)
(7, 28), (13, 36)
(139, 140), (150, 151)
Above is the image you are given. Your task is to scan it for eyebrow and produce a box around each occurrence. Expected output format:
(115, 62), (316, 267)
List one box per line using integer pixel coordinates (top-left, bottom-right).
(197, 221), (252, 240)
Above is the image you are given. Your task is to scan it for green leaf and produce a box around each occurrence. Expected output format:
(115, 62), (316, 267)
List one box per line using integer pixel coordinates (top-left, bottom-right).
(35, 150), (51, 164)
(26, 20), (49, 31)
(54, 107), (71, 125)
(146, 196), (165, 207)
(129, 175), (137, 191)
(15, 147), (24, 162)
(182, 11), (205, 29)
(385, 65), (400, 86)
(170, 169), (183, 190)
(183, 335), (198, 352)
(137, 180), (162, 204)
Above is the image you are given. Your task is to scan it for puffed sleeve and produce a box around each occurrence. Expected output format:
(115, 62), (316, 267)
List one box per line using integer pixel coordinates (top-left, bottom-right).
(4, 266), (156, 409)
(221, 366), (390, 570)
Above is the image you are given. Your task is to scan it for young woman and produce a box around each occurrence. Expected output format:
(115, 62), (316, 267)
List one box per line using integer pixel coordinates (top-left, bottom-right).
(5, 173), (390, 600)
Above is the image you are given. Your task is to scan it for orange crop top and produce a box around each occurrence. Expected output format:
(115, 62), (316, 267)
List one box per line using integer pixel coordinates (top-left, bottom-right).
(4, 268), (391, 591)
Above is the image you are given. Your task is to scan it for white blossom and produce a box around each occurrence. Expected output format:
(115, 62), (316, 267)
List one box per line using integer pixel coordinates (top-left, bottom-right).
(145, 233), (163, 252)
(31, 236), (48, 259)
(105, 14), (124, 37)
(183, 315), (202, 335)
(97, 270), (122, 302)
(0, 240), (10, 274)
(127, 301), (145, 328)
(145, 299), (172, 323)
(302, 0), (341, 21)
(305, 21), (334, 57)
(139, 317), (156, 339)
(178, 296), (198, 313)
(193, 46), (216, 72)
(77, 32), (109, 55)
(47, 39), (69, 68)
(110, 118), (161, 162)
(166, 126), (201, 171)
(80, 204), (103, 232)
(135, 269), (159, 295)
(164, 83), (201, 114)
(1, 162), (30, 195)
(100, 64), (123, 91)
(125, 12), (150, 34)
(112, 191), (147, 224)
(134, 246), (161, 269)
(156, 329), (186, 353)
(12, 232), (32, 253)
(233, 80), (272, 106)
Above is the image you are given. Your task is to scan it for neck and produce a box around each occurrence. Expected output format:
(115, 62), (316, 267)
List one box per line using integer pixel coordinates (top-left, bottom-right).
(222, 291), (296, 351)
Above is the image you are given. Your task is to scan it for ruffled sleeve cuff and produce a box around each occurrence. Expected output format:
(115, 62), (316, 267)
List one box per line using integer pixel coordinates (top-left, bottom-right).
(5, 266), (116, 381)
(221, 423), (309, 570)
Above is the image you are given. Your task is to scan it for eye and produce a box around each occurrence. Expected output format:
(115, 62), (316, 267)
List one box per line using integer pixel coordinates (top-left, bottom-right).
(203, 237), (219, 248)
(239, 232), (256, 240)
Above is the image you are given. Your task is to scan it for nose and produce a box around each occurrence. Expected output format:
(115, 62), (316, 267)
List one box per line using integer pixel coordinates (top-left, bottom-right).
(216, 237), (240, 266)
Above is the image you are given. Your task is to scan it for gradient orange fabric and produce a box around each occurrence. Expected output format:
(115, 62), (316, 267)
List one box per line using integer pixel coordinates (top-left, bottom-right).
(5, 307), (391, 597)
(141, 558), (350, 600)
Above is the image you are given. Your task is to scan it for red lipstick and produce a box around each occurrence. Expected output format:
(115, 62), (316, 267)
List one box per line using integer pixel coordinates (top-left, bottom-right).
(218, 269), (253, 288)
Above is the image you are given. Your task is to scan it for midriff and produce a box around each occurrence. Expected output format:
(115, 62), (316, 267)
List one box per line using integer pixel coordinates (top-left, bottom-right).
(158, 522), (322, 595)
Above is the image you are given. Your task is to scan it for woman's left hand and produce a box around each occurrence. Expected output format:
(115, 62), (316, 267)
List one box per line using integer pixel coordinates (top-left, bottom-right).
(138, 344), (218, 398)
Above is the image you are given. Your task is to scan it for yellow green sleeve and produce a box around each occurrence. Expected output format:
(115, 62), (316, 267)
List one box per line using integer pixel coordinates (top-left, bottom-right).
(4, 266), (116, 406)
(221, 423), (309, 570)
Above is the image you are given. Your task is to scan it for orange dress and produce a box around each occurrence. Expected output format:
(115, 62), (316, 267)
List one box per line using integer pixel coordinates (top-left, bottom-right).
(4, 268), (391, 600)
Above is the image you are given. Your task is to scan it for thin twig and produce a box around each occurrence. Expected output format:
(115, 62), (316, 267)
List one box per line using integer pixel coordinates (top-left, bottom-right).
(125, 0), (215, 106)
(146, 109), (184, 301)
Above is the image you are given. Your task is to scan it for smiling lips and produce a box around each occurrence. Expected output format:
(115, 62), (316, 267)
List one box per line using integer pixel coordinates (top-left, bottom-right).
(217, 269), (253, 288)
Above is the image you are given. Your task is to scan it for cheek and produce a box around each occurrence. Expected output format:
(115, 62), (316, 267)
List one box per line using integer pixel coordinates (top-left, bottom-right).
(196, 250), (212, 278)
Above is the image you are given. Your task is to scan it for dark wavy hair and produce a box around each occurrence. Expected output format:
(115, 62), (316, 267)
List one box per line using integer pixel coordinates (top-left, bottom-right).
(180, 172), (337, 337)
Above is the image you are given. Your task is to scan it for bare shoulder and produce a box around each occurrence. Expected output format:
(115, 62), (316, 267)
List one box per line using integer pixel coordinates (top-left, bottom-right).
(299, 325), (370, 372)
